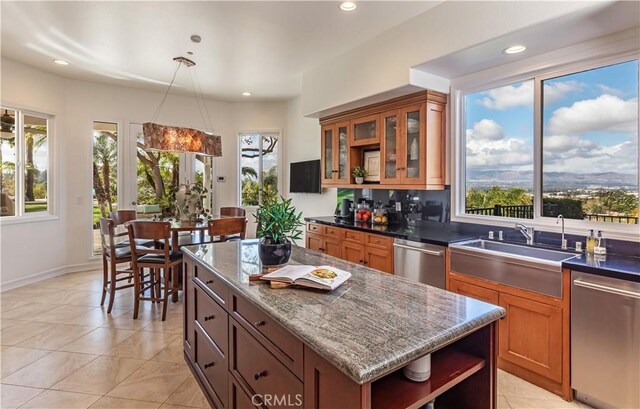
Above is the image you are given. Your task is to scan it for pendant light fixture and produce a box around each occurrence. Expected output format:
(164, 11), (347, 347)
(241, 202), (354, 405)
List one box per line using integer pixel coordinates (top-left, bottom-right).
(143, 55), (222, 157)
(0, 109), (15, 139)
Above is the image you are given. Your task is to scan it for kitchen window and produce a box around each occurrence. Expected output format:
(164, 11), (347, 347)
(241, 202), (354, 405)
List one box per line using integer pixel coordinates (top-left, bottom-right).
(455, 56), (639, 237)
(1, 107), (53, 220)
(239, 132), (279, 207)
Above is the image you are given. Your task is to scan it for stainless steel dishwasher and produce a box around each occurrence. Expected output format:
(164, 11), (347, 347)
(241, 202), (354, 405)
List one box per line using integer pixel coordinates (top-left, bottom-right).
(572, 270), (640, 409)
(393, 238), (445, 289)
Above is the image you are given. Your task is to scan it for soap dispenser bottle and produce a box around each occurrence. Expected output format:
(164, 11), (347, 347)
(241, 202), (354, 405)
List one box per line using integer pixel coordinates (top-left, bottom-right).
(594, 230), (607, 255)
(586, 229), (596, 254)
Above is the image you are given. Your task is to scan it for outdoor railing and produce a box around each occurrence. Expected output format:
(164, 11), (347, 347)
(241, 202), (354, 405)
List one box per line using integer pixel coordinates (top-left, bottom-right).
(584, 214), (639, 224)
(466, 205), (639, 224)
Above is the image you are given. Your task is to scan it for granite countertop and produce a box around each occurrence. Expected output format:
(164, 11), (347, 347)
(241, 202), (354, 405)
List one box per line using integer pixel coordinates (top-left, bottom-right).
(305, 216), (478, 246)
(563, 253), (640, 283)
(182, 240), (505, 384)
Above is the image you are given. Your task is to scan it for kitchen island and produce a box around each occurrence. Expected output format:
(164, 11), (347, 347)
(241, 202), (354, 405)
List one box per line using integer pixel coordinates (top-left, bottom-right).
(182, 240), (505, 409)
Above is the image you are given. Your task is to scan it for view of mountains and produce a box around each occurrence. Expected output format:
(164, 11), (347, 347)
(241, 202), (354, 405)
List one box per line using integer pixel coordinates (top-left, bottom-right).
(467, 170), (638, 190)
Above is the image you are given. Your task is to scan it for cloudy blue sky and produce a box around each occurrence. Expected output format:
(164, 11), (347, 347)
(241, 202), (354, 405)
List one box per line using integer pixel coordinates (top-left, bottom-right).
(465, 59), (638, 179)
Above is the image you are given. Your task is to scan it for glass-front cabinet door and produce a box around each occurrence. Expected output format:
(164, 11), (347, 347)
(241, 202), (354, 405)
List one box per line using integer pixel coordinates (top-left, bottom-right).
(335, 122), (350, 184)
(380, 110), (401, 184)
(321, 125), (335, 184)
(350, 113), (380, 146)
(400, 104), (426, 184)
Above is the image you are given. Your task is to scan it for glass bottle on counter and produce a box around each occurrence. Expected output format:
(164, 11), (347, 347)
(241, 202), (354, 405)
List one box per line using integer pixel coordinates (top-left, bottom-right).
(372, 202), (388, 225)
(586, 229), (597, 254)
(594, 230), (607, 256)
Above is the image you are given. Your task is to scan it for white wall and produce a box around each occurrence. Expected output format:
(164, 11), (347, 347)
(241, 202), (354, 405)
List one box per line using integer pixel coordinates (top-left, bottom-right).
(0, 57), (287, 289)
(283, 96), (337, 245)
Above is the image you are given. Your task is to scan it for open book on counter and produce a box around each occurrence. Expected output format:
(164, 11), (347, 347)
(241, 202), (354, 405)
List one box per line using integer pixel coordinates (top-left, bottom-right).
(261, 265), (351, 291)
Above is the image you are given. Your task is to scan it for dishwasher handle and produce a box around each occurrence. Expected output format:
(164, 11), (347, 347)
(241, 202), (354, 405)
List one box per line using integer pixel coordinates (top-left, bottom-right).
(573, 278), (640, 300)
(393, 243), (444, 257)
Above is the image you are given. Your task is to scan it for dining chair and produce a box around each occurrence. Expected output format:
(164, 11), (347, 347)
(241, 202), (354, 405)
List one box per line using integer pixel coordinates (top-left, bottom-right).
(99, 218), (135, 313)
(220, 206), (246, 217)
(208, 217), (247, 242)
(128, 221), (182, 321)
(110, 209), (155, 248)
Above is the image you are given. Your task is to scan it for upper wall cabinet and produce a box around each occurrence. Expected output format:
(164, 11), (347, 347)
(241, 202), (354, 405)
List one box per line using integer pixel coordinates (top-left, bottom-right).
(320, 91), (447, 190)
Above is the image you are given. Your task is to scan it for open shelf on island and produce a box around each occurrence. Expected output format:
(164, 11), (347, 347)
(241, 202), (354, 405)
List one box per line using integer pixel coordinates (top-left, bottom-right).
(371, 349), (485, 409)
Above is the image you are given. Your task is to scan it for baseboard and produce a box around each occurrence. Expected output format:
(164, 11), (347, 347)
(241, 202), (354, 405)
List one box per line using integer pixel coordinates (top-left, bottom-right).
(0, 261), (101, 292)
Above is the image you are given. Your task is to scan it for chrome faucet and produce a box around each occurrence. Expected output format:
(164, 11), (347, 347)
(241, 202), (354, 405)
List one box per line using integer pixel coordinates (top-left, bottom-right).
(515, 223), (535, 245)
(556, 215), (568, 250)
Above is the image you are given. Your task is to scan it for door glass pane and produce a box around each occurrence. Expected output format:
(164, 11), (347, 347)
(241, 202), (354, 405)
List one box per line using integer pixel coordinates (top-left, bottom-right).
(384, 115), (397, 179)
(195, 154), (214, 214)
(24, 115), (48, 214)
(323, 128), (333, 179)
(542, 60), (639, 224)
(354, 120), (377, 141)
(92, 121), (118, 254)
(261, 134), (278, 205)
(241, 134), (260, 206)
(405, 111), (421, 179)
(135, 125), (179, 219)
(1, 109), (16, 217)
(338, 125), (348, 179)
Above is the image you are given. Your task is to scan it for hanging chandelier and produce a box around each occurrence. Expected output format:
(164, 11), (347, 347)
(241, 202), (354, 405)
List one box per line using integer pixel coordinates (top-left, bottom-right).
(0, 109), (15, 140)
(143, 56), (222, 157)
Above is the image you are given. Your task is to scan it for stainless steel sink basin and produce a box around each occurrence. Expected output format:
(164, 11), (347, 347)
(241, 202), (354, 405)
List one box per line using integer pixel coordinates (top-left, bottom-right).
(449, 239), (577, 298)
(455, 239), (576, 264)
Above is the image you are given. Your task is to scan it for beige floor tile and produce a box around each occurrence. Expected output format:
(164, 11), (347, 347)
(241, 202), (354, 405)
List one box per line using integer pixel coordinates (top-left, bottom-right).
(100, 310), (160, 331)
(17, 323), (96, 350)
(0, 300), (31, 313)
(52, 355), (146, 395)
(0, 346), (51, 378)
(498, 395), (512, 409)
(55, 307), (131, 327)
(105, 330), (179, 359)
(63, 291), (108, 308)
(0, 384), (44, 408)
(58, 327), (137, 354)
(20, 390), (101, 409)
(160, 405), (202, 409)
(30, 305), (96, 324)
(107, 360), (190, 403)
(90, 396), (161, 409)
(150, 338), (184, 364)
(0, 321), (54, 346)
(142, 312), (183, 335)
(165, 376), (207, 408)
(1, 351), (96, 388)
(1, 302), (56, 320)
(0, 318), (24, 329)
(505, 396), (580, 408)
(498, 370), (564, 400)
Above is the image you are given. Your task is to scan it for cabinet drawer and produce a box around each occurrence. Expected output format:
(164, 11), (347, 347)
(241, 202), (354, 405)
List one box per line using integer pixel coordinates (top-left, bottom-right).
(365, 233), (393, 249)
(448, 278), (499, 306)
(196, 325), (228, 409)
(230, 290), (303, 379)
(230, 319), (303, 406)
(306, 223), (322, 234)
(195, 284), (228, 355)
(323, 225), (342, 239)
(230, 376), (263, 409)
(344, 230), (364, 243)
(194, 263), (228, 308)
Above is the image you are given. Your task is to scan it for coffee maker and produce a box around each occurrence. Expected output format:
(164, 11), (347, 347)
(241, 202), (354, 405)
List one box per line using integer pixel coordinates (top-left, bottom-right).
(334, 199), (354, 222)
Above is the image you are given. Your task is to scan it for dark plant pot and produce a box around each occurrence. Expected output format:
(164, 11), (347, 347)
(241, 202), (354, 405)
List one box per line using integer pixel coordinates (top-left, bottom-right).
(259, 238), (292, 267)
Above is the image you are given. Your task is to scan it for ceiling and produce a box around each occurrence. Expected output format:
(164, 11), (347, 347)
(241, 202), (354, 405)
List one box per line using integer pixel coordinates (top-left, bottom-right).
(0, 1), (439, 102)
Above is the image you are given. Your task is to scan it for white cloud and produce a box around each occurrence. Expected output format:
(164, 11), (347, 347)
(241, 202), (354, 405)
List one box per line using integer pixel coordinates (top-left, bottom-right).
(548, 94), (638, 134)
(478, 80), (583, 110)
(544, 80), (585, 104)
(597, 84), (624, 97)
(466, 119), (505, 141)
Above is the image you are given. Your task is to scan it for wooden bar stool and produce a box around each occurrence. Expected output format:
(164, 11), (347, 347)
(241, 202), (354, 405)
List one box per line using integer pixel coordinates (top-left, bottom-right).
(99, 218), (135, 313)
(128, 221), (182, 321)
(220, 206), (246, 217)
(208, 217), (247, 242)
(110, 209), (155, 248)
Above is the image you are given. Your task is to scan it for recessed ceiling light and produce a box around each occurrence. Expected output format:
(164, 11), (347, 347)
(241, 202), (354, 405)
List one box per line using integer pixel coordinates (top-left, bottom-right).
(503, 45), (527, 55)
(339, 1), (357, 11)
(190, 35), (202, 43)
(53, 59), (69, 65)
(242, 92), (252, 97)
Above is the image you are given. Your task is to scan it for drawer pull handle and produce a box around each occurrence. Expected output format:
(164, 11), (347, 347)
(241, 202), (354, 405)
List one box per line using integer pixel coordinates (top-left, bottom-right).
(254, 320), (266, 327)
(204, 315), (215, 321)
(206, 280), (214, 284)
(254, 370), (267, 380)
(204, 362), (215, 369)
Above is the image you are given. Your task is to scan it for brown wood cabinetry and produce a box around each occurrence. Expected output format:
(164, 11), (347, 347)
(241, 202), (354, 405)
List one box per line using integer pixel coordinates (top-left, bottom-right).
(305, 222), (394, 274)
(447, 269), (571, 400)
(320, 90), (447, 190)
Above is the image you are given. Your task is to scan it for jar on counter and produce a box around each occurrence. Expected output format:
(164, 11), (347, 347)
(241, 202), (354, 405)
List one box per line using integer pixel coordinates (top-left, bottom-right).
(355, 202), (372, 223)
(372, 203), (388, 225)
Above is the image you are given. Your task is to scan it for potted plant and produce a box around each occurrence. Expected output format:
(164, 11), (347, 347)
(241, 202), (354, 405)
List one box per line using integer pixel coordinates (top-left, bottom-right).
(352, 166), (367, 184)
(254, 196), (303, 266)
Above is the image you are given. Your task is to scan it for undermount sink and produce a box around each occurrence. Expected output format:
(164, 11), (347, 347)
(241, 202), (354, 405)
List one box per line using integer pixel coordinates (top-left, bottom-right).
(453, 239), (576, 264)
(449, 239), (577, 298)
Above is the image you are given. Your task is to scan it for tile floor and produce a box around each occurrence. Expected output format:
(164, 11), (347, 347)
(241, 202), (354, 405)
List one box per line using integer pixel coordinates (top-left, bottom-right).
(1, 269), (593, 409)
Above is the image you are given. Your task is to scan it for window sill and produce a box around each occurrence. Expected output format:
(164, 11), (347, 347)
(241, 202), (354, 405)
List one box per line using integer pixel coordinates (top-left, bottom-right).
(0, 214), (59, 226)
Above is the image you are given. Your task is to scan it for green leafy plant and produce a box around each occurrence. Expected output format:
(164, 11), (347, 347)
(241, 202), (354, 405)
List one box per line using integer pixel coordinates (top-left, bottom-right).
(352, 166), (367, 178)
(254, 196), (303, 244)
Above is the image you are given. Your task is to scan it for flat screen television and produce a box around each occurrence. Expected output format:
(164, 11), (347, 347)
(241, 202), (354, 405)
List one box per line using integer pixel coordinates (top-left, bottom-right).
(289, 160), (321, 193)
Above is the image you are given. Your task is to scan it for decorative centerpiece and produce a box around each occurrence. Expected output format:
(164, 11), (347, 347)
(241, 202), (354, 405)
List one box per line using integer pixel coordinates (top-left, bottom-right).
(174, 181), (210, 221)
(352, 166), (367, 184)
(254, 196), (303, 267)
